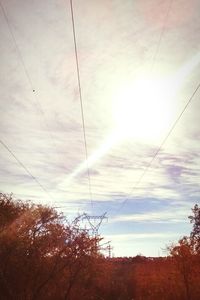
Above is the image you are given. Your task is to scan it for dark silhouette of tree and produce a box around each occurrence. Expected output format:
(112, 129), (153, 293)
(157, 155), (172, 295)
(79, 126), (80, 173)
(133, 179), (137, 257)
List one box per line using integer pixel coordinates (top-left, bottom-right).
(189, 204), (200, 254)
(168, 237), (193, 300)
(0, 193), (101, 300)
(167, 204), (200, 300)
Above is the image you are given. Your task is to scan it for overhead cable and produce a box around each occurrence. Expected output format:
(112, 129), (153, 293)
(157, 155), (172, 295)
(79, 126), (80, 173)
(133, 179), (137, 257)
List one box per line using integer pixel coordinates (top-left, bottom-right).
(0, 1), (58, 149)
(0, 139), (54, 202)
(69, 0), (93, 207)
(150, 0), (173, 72)
(117, 81), (200, 212)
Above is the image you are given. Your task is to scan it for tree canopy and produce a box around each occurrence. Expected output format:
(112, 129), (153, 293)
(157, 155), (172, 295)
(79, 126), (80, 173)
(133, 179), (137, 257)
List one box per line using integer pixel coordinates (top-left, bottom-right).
(189, 204), (200, 253)
(1, 193), (200, 300)
(0, 193), (102, 300)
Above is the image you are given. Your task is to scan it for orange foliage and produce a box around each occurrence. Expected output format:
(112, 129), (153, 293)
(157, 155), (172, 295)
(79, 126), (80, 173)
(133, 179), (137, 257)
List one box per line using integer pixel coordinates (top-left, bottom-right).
(0, 193), (200, 300)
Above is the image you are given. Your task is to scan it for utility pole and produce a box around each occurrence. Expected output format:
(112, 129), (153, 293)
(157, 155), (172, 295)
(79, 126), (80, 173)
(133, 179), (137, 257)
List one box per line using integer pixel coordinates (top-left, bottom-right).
(108, 243), (113, 258)
(99, 240), (113, 258)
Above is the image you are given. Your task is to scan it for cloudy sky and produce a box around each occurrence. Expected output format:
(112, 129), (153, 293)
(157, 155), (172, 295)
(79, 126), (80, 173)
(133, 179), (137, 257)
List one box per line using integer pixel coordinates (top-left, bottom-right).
(0, 0), (200, 257)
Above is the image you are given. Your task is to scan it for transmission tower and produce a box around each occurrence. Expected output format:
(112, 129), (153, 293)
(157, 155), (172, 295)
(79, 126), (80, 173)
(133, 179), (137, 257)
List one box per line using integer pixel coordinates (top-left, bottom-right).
(81, 212), (107, 254)
(82, 212), (107, 237)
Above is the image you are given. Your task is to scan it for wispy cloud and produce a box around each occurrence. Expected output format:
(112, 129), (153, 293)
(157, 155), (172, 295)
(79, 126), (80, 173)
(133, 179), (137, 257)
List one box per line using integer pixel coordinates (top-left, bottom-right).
(110, 209), (188, 224)
(104, 232), (181, 242)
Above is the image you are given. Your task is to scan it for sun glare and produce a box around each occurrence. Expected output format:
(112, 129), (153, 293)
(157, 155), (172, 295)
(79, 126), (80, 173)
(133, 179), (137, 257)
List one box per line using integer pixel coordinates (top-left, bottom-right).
(59, 54), (200, 184)
(113, 76), (175, 143)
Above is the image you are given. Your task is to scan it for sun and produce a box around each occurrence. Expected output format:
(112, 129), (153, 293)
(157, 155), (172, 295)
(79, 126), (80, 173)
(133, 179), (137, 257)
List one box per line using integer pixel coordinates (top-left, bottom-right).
(113, 76), (175, 144)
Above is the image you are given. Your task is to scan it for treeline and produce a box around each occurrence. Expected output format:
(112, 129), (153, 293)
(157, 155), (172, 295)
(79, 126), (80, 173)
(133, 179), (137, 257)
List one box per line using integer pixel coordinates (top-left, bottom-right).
(0, 192), (199, 300)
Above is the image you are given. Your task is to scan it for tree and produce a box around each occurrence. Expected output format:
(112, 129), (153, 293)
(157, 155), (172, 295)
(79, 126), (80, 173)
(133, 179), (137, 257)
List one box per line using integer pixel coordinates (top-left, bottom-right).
(166, 204), (200, 300)
(168, 236), (194, 300)
(0, 193), (102, 300)
(189, 204), (200, 254)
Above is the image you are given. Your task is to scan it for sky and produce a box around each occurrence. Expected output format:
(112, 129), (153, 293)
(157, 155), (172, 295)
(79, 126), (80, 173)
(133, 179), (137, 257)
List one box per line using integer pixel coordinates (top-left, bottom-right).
(0, 0), (200, 257)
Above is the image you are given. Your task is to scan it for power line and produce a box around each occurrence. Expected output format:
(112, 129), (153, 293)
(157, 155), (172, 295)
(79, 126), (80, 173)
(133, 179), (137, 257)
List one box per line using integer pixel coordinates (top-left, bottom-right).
(69, 0), (93, 207)
(0, 2), (77, 208)
(150, 0), (173, 72)
(113, 0), (175, 214)
(0, 1), (59, 149)
(0, 139), (54, 202)
(1, 0), (93, 209)
(0, 1), (35, 92)
(116, 81), (200, 212)
(105, 0), (174, 217)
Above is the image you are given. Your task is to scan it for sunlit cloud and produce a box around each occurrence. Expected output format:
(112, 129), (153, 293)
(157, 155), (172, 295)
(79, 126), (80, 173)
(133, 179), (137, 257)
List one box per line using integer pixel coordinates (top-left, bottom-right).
(59, 132), (120, 188)
(59, 52), (200, 189)
(104, 232), (181, 241)
(110, 209), (188, 224)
